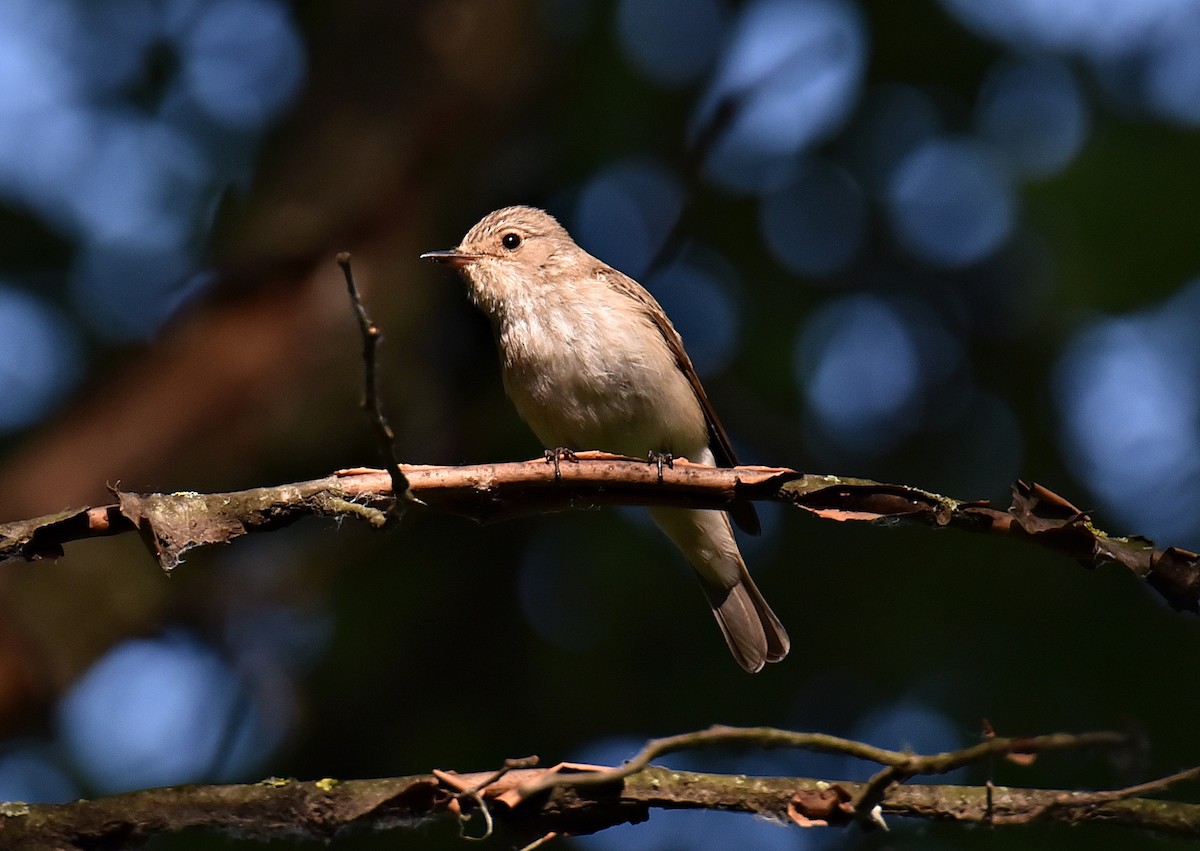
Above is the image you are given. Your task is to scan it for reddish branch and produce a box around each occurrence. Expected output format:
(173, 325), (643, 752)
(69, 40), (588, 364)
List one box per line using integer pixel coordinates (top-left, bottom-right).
(1, 454), (1197, 611)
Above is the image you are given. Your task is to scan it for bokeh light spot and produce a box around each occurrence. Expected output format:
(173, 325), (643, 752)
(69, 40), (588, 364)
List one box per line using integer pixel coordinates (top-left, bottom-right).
(760, 158), (866, 277)
(70, 242), (196, 340)
(796, 295), (962, 459)
(843, 83), (942, 193)
(646, 243), (740, 376)
(179, 0), (306, 130)
(695, 0), (866, 194)
(0, 286), (81, 432)
(976, 57), (1089, 178)
(1054, 281), (1200, 545)
(796, 295), (919, 454)
(885, 137), (1015, 267)
(573, 158), (684, 276)
(57, 632), (276, 794)
(64, 115), (208, 249)
(840, 701), (964, 782)
(0, 0), (309, 379)
(1143, 22), (1200, 125)
(940, 0), (1197, 59)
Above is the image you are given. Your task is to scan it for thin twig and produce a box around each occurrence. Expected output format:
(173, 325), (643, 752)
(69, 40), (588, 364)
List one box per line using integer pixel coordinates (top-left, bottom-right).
(851, 728), (1129, 820)
(1049, 764), (1200, 809)
(460, 789), (493, 841)
(514, 724), (1128, 802)
(335, 252), (415, 517)
(434, 755), (540, 841)
(462, 756), (540, 797)
(516, 831), (558, 851)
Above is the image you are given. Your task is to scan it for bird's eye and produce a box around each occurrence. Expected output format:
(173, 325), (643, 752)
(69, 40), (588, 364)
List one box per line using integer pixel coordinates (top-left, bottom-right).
(501, 233), (522, 250)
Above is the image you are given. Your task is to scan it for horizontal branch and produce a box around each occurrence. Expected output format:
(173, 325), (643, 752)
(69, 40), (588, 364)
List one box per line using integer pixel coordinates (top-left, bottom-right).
(1, 454), (1197, 610)
(2, 725), (1197, 848)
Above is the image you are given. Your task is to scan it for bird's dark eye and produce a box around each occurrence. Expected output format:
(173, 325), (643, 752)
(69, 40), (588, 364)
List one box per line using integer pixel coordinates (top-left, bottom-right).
(501, 233), (522, 250)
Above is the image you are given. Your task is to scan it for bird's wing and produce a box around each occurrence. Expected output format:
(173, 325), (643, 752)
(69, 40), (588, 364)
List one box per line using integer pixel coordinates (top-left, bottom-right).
(601, 267), (761, 535)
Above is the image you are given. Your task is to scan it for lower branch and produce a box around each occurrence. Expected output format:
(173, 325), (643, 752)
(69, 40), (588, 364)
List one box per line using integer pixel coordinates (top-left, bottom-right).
(2, 725), (1197, 849)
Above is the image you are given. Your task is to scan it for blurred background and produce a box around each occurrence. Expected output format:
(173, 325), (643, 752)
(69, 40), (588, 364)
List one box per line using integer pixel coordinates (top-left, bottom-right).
(0, 0), (1198, 848)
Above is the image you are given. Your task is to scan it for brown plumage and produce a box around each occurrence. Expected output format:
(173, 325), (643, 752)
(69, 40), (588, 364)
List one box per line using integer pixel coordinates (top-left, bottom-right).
(423, 206), (789, 672)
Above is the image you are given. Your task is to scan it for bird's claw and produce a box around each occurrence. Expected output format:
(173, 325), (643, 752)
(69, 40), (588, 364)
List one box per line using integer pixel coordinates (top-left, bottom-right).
(647, 451), (674, 483)
(544, 447), (578, 481)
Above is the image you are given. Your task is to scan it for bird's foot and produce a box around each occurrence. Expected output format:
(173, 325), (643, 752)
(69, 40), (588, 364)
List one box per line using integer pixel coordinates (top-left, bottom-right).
(544, 447), (579, 481)
(647, 450), (674, 483)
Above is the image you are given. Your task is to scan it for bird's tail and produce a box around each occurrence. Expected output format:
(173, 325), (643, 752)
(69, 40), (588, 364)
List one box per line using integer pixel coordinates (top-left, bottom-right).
(648, 506), (790, 673)
(702, 563), (790, 673)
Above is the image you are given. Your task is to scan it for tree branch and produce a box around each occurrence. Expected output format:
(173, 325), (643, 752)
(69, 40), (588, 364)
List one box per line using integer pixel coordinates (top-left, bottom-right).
(2, 725), (1197, 848)
(0, 457), (1196, 602)
(1, 455), (1197, 608)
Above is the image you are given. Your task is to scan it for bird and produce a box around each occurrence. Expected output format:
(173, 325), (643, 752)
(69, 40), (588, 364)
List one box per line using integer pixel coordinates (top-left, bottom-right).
(422, 206), (789, 672)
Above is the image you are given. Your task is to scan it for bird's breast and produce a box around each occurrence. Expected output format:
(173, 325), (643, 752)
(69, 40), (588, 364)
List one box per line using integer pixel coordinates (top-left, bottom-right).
(496, 297), (707, 457)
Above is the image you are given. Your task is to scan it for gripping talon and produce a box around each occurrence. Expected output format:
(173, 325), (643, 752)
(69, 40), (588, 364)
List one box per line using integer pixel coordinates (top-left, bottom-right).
(544, 447), (578, 481)
(647, 451), (674, 483)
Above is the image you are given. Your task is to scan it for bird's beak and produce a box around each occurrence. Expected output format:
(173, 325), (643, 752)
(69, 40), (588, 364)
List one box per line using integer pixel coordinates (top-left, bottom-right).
(420, 249), (478, 269)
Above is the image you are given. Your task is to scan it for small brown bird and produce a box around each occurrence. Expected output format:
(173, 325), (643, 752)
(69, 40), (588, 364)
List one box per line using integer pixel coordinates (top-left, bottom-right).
(422, 206), (789, 672)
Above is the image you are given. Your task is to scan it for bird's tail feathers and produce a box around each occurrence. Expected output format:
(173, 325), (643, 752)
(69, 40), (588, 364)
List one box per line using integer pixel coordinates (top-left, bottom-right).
(649, 505), (790, 673)
(701, 567), (790, 673)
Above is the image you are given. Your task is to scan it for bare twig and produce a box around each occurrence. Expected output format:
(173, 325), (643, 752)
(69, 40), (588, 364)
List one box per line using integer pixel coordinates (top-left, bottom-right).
(434, 755), (540, 841)
(460, 756), (540, 797)
(512, 724), (1128, 802)
(1045, 764), (1200, 810)
(461, 789), (493, 840)
(848, 727), (1131, 824)
(516, 831), (558, 851)
(335, 252), (415, 517)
